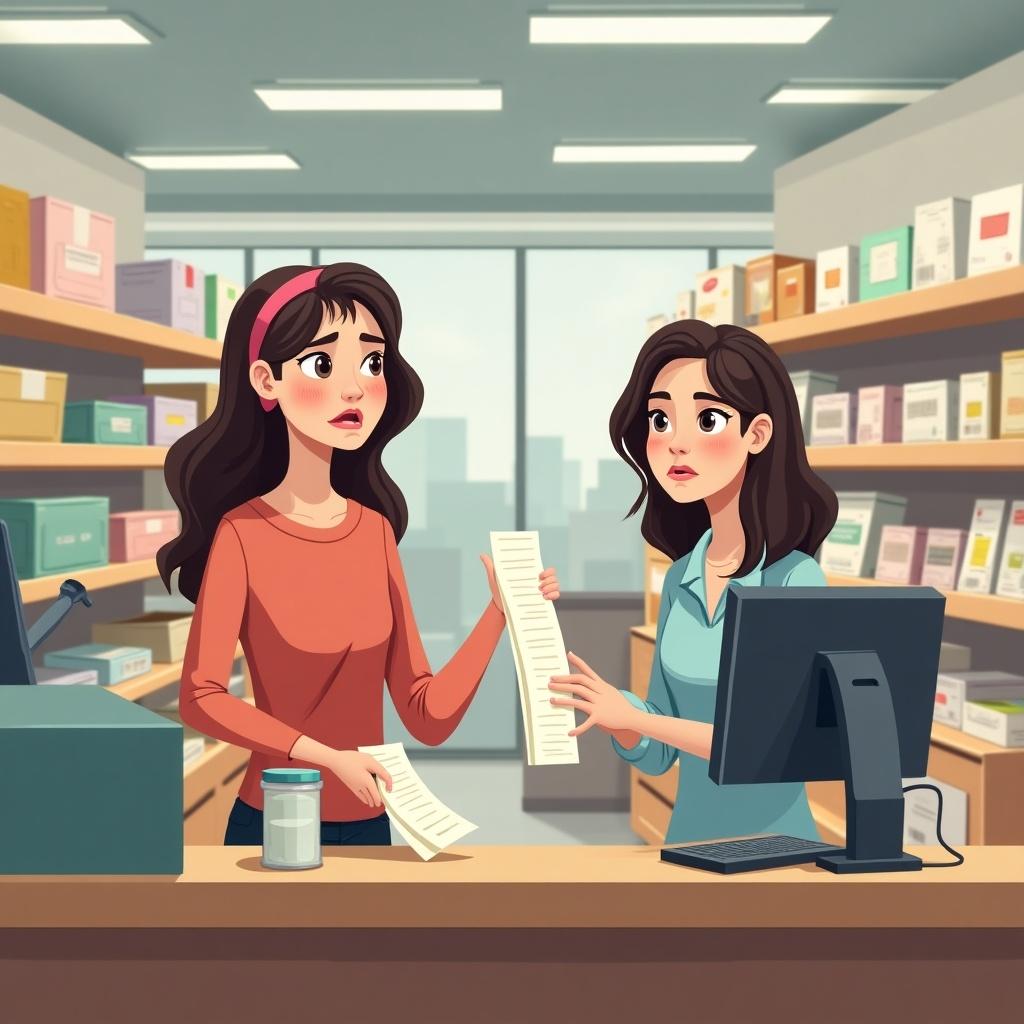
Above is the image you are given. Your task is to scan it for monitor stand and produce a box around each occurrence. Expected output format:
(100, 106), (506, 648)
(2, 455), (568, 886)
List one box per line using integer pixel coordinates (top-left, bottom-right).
(812, 651), (922, 874)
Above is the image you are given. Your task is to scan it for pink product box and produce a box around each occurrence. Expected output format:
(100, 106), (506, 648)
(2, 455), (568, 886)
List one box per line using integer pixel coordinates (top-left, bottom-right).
(857, 385), (903, 444)
(116, 260), (203, 335)
(29, 197), (116, 310)
(875, 525), (928, 584)
(109, 511), (180, 563)
(107, 394), (197, 446)
(920, 528), (968, 590)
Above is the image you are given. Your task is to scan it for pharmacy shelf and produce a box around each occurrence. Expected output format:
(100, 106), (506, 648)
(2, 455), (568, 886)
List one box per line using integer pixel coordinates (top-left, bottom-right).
(930, 720), (1017, 761)
(19, 559), (158, 605)
(824, 573), (1024, 631)
(0, 441), (168, 470)
(109, 642), (244, 703)
(0, 282), (220, 369)
(757, 265), (1024, 354)
(807, 438), (1024, 471)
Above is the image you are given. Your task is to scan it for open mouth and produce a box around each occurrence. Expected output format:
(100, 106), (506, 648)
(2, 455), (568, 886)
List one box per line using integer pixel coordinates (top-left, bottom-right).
(668, 465), (698, 481)
(330, 409), (363, 429)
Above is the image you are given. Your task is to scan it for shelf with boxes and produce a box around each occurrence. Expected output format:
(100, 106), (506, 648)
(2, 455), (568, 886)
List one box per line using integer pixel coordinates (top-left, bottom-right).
(805, 439), (1024, 471)
(0, 441), (169, 470)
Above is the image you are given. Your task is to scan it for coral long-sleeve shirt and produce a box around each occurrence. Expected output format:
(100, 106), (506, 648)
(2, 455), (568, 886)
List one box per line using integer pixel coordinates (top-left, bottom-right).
(178, 497), (505, 821)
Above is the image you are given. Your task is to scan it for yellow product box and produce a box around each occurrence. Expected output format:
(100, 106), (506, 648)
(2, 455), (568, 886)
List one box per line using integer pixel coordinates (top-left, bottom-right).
(0, 183), (31, 288)
(1001, 349), (1024, 438)
(0, 364), (67, 442)
(144, 382), (218, 422)
(958, 370), (999, 441)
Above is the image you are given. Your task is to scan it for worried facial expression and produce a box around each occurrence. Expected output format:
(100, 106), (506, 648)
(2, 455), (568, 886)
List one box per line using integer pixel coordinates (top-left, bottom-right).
(646, 358), (773, 505)
(250, 301), (387, 451)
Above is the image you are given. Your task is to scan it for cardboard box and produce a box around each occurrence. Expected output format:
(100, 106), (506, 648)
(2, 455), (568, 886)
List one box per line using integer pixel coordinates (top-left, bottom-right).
(0, 183), (30, 288)
(902, 379), (959, 442)
(913, 197), (970, 289)
(1001, 349), (1024, 438)
(938, 642), (971, 673)
(183, 736), (207, 768)
(695, 266), (747, 326)
(33, 666), (99, 686)
(819, 491), (907, 578)
(875, 525), (927, 584)
(43, 643), (152, 687)
(63, 400), (147, 445)
(107, 394), (197, 446)
(959, 371), (999, 441)
(935, 671), (1024, 729)
(92, 612), (192, 664)
(29, 196), (115, 310)
(646, 314), (668, 334)
(116, 259), (204, 335)
(902, 776), (967, 847)
(0, 687), (182, 873)
(144, 382), (219, 422)
(0, 364), (67, 443)
(995, 500), (1024, 601)
(963, 699), (1024, 747)
(920, 528), (967, 590)
(789, 370), (838, 444)
(0, 496), (109, 579)
(744, 253), (804, 323)
(810, 391), (856, 446)
(109, 510), (180, 563)
(857, 385), (902, 444)
(957, 498), (1006, 594)
(675, 290), (694, 321)
(775, 261), (816, 319)
(968, 183), (1024, 276)
(860, 227), (913, 301)
(815, 245), (858, 311)
(205, 274), (241, 341)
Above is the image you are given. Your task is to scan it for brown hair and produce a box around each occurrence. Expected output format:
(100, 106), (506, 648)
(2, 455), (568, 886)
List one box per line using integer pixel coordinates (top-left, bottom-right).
(609, 320), (838, 578)
(157, 262), (424, 603)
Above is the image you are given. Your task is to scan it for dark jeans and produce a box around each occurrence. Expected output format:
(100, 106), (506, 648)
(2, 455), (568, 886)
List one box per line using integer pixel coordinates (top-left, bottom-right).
(224, 797), (392, 846)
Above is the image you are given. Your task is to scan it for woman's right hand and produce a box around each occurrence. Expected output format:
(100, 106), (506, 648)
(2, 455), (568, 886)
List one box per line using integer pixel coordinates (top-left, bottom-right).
(322, 750), (394, 809)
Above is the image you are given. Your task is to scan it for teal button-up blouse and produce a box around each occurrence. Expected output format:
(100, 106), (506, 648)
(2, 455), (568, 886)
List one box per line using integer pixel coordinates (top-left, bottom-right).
(613, 529), (825, 845)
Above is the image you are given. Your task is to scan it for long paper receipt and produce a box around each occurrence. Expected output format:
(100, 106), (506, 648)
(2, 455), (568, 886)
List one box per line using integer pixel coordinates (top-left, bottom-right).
(490, 530), (580, 766)
(357, 742), (477, 860)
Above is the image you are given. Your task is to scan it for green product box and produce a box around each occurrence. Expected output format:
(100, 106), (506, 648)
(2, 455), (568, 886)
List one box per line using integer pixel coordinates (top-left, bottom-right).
(44, 643), (153, 686)
(0, 496), (109, 578)
(860, 227), (914, 301)
(0, 688), (182, 874)
(205, 274), (241, 341)
(63, 400), (147, 445)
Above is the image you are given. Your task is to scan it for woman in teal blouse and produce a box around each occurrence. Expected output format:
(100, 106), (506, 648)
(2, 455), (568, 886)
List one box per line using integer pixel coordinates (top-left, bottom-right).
(550, 320), (838, 844)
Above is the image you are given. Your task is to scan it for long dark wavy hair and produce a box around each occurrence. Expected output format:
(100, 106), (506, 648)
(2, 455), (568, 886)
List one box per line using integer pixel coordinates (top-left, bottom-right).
(158, 262), (424, 603)
(609, 320), (838, 579)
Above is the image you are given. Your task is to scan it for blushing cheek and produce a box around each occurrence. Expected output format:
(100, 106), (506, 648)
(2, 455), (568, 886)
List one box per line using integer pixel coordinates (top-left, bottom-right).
(647, 434), (669, 473)
(364, 377), (387, 421)
(289, 382), (328, 409)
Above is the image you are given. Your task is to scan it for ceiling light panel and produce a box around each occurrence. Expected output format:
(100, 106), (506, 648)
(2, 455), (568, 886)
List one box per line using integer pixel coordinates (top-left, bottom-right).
(255, 87), (502, 111)
(554, 144), (756, 163)
(767, 86), (938, 104)
(127, 153), (300, 171)
(0, 17), (150, 44)
(530, 14), (831, 45)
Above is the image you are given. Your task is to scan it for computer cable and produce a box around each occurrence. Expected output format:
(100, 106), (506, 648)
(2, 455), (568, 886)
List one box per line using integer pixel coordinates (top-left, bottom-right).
(902, 783), (965, 867)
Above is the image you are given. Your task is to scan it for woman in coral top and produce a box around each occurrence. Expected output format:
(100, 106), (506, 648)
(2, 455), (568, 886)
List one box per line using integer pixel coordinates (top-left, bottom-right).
(158, 263), (559, 846)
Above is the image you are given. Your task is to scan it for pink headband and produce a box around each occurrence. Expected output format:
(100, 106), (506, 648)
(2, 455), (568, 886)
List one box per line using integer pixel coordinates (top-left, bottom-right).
(249, 268), (324, 411)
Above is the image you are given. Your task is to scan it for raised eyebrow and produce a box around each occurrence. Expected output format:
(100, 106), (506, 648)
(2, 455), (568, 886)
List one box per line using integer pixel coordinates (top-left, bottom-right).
(359, 332), (386, 346)
(305, 331), (339, 348)
(693, 391), (735, 409)
(648, 390), (672, 401)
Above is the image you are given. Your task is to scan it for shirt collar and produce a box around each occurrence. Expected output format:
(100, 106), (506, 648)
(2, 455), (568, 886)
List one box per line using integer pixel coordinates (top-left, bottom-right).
(679, 529), (767, 592)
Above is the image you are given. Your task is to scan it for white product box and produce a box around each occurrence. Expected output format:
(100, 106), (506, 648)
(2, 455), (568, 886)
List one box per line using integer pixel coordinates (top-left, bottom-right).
(968, 183), (1024, 276)
(902, 379), (959, 442)
(938, 642), (972, 673)
(857, 385), (903, 444)
(815, 245), (858, 312)
(675, 291), (694, 321)
(819, 491), (907, 578)
(920, 528), (967, 590)
(646, 314), (668, 334)
(789, 370), (838, 444)
(963, 699), (1024, 747)
(810, 392), (857, 446)
(32, 665), (99, 686)
(957, 498), (1007, 594)
(902, 776), (967, 847)
(995, 500), (1024, 601)
(935, 670), (1024, 729)
(959, 370), (999, 441)
(913, 197), (970, 289)
(695, 266), (747, 326)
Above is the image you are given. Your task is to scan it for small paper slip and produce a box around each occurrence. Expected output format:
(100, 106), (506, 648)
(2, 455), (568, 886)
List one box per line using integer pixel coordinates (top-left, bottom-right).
(490, 531), (580, 766)
(357, 742), (477, 861)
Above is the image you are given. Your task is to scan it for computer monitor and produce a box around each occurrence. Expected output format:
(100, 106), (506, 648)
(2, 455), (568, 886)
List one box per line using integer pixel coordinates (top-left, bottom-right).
(710, 586), (945, 874)
(0, 520), (36, 686)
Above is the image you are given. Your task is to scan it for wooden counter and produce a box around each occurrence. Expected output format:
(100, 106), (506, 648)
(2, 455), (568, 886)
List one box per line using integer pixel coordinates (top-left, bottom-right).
(1, 846), (1022, 1022)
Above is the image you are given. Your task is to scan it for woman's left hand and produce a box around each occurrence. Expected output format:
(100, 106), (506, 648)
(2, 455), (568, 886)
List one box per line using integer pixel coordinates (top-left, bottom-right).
(549, 652), (637, 737)
(480, 556), (561, 615)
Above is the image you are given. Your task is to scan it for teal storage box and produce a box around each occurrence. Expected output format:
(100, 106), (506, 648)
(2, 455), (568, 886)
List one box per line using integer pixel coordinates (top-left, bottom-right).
(0, 688), (182, 874)
(63, 400), (147, 445)
(44, 643), (152, 686)
(0, 496), (109, 578)
(860, 227), (914, 301)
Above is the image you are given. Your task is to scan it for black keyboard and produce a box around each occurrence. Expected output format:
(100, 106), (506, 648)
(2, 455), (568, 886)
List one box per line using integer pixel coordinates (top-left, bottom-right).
(661, 834), (844, 874)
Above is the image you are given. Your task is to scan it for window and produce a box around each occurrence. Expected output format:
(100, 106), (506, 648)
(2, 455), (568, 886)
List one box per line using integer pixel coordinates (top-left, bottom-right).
(251, 248), (313, 281)
(320, 248), (518, 751)
(525, 249), (710, 592)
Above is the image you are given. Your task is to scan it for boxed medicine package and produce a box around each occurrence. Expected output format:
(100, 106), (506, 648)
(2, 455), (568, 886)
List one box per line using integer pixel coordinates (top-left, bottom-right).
(1001, 349), (1024, 438)
(63, 400), (148, 445)
(957, 498), (1006, 594)
(144, 382), (219, 422)
(963, 700), (1024, 748)
(857, 385), (902, 444)
(902, 379), (959, 443)
(789, 370), (838, 444)
(935, 671), (1024, 730)
(43, 643), (152, 687)
(92, 612), (193, 665)
(108, 394), (198, 447)
(959, 370), (999, 441)
(675, 290), (695, 321)
(0, 496), (109, 579)
(775, 260), (816, 319)
(109, 510), (180, 563)
(116, 259), (204, 335)
(874, 525), (927, 584)
(995, 500), (1024, 601)
(819, 491), (907, 578)
(815, 245), (858, 312)
(920, 527), (967, 590)
(0, 364), (67, 443)
(33, 666), (100, 687)
(912, 197), (970, 289)
(695, 266), (747, 326)
(0, 183), (31, 288)
(744, 254), (804, 323)
(938, 642), (972, 673)
(205, 274), (241, 341)
(810, 392), (856, 446)
(968, 183), (1024, 276)
(860, 227), (913, 301)
(902, 776), (967, 847)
